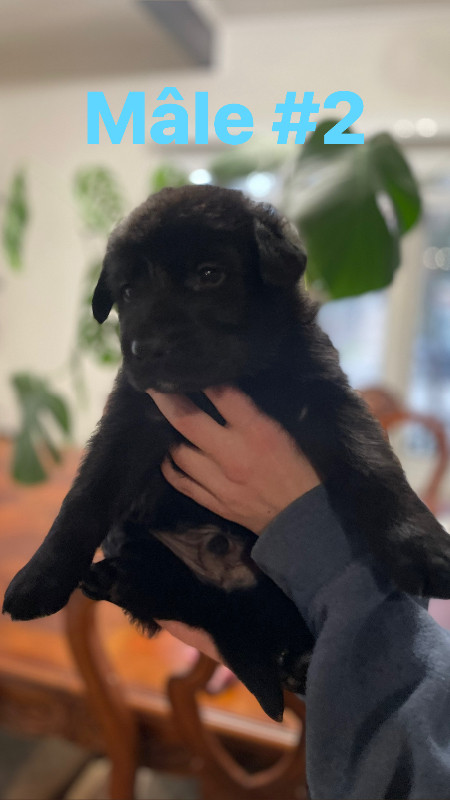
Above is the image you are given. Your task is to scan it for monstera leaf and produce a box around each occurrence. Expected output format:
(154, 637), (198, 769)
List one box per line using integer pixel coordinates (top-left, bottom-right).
(73, 167), (125, 234)
(2, 169), (29, 271)
(73, 169), (123, 373)
(283, 120), (421, 299)
(11, 373), (71, 484)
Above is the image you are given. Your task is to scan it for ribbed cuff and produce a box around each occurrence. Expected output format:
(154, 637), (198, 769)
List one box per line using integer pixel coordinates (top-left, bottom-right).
(251, 485), (358, 618)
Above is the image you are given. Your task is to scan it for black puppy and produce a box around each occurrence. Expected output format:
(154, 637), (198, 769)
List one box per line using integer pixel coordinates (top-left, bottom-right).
(4, 185), (450, 721)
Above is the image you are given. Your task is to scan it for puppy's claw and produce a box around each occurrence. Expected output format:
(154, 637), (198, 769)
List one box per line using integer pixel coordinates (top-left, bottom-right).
(279, 649), (311, 695)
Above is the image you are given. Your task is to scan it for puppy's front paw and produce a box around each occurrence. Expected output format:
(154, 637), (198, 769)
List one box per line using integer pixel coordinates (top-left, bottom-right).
(392, 545), (450, 598)
(3, 563), (78, 620)
(382, 511), (450, 598)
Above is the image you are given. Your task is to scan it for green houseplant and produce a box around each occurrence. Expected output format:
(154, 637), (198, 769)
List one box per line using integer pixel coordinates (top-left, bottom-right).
(209, 120), (421, 300)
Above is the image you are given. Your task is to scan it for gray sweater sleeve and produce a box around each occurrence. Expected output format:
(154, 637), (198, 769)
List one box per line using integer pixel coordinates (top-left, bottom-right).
(251, 485), (450, 800)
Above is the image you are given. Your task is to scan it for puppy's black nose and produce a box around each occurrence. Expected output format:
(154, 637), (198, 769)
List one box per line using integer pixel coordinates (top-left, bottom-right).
(131, 338), (172, 361)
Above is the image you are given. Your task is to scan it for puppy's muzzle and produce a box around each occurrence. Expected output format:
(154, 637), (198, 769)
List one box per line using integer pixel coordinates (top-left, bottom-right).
(131, 337), (173, 361)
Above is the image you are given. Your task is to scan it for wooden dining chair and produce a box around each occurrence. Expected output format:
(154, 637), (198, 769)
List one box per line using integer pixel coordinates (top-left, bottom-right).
(361, 386), (449, 514)
(0, 438), (307, 800)
(66, 590), (307, 800)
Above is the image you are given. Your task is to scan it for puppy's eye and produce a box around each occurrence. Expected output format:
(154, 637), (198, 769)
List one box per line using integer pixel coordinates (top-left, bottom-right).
(121, 285), (133, 302)
(196, 264), (225, 288)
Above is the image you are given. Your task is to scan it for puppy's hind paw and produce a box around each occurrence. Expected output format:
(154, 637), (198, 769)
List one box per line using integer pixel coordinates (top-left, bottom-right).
(279, 648), (312, 695)
(80, 559), (127, 605)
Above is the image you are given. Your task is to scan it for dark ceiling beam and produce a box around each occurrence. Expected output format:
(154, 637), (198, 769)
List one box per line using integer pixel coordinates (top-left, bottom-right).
(139, 1), (214, 66)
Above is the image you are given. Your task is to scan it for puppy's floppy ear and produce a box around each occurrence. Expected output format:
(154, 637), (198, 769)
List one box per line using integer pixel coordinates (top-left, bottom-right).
(255, 213), (307, 286)
(92, 259), (113, 323)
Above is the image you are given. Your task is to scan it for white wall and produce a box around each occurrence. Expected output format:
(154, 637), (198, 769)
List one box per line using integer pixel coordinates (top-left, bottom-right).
(1, 3), (450, 444)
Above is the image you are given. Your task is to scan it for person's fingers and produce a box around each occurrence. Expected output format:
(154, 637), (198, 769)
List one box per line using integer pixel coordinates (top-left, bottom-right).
(204, 385), (263, 431)
(147, 390), (229, 454)
(160, 456), (224, 517)
(169, 444), (227, 496)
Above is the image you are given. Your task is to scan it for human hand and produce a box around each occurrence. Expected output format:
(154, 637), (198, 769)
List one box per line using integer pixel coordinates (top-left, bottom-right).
(156, 619), (221, 662)
(147, 385), (320, 535)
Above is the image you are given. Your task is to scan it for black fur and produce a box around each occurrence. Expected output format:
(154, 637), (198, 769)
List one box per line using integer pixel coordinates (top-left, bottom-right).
(4, 185), (450, 721)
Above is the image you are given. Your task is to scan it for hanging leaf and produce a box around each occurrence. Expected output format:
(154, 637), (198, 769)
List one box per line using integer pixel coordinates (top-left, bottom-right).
(2, 169), (29, 271)
(78, 312), (121, 364)
(12, 431), (47, 484)
(73, 167), (125, 234)
(11, 373), (72, 484)
(67, 349), (88, 407)
(42, 393), (71, 434)
(283, 120), (421, 300)
(77, 260), (121, 365)
(210, 139), (294, 185)
(150, 164), (190, 193)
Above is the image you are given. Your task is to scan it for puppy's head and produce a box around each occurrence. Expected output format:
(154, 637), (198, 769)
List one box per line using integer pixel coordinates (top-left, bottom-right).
(92, 185), (307, 393)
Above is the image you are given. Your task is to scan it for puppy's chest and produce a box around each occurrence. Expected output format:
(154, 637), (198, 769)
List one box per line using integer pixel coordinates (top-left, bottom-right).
(119, 477), (260, 594)
(123, 381), (310, 529)
(119, 377), (313, 540)
(126, 468), (234, 538)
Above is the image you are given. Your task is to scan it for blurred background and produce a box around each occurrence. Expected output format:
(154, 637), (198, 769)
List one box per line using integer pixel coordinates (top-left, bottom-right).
(0, 1), (450, 798)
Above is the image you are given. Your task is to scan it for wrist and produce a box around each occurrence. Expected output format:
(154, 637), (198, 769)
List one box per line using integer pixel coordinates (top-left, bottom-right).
(251, 485), (373, 632)
(251, 477), (322, 535)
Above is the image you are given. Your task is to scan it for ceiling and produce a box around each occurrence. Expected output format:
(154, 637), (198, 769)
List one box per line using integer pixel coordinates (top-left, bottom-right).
(1, 0), (448, 84)
(0, 0), (213, 84)
(212, 0), (450, 13)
